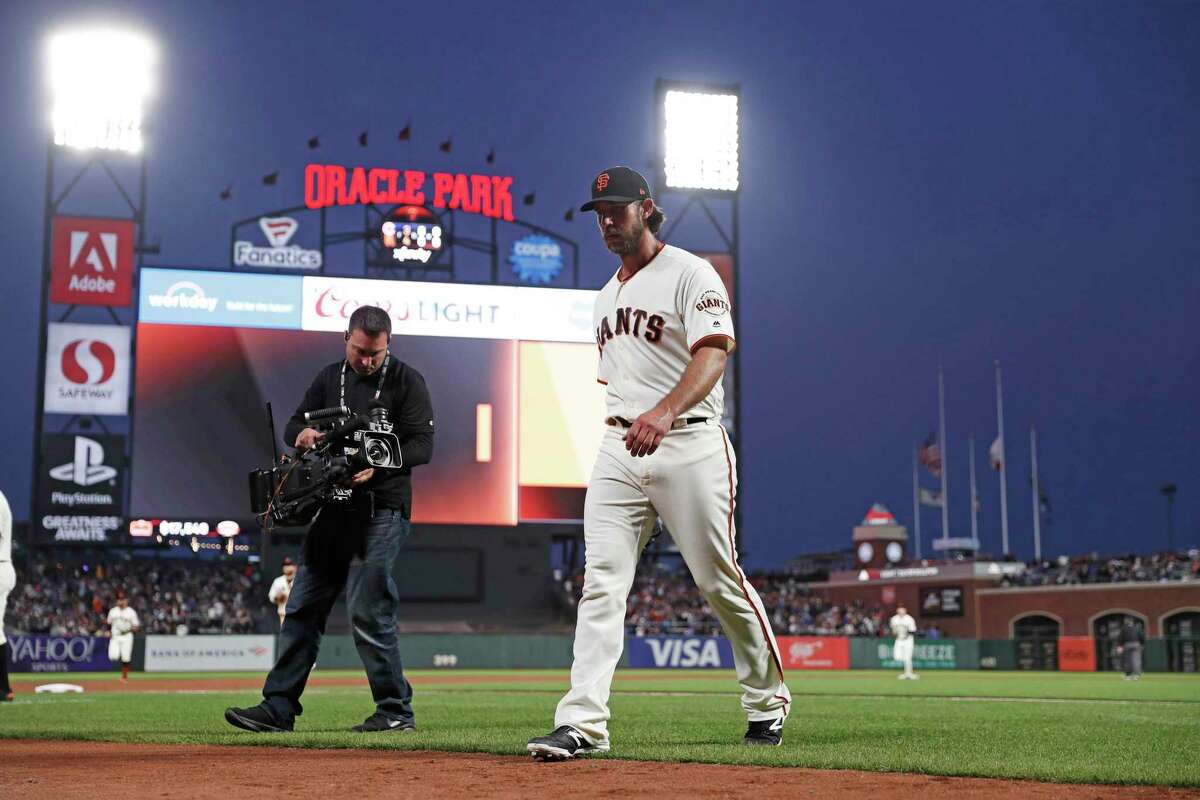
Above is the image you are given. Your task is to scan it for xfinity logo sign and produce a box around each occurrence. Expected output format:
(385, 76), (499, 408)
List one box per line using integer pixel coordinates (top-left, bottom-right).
(49, 436), (117, 487)
(233, 215), (323, 270)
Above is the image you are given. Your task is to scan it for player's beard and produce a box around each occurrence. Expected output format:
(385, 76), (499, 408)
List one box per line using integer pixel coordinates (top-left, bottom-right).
(605, 216), (645, 256)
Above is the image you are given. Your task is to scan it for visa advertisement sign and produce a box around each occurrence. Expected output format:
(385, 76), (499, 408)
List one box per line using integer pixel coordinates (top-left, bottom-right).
(626, 636), (735, 669)
(139, 268), (302, 329)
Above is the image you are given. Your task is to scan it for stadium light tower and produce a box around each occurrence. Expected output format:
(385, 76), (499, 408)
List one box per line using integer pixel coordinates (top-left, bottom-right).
(30, 26), (157, 555)
(48, 28), (155, 154)
(654, 79), (746, 548)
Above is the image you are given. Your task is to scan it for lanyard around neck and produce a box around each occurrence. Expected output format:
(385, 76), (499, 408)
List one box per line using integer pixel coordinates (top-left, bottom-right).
(340, 353), (390, 409)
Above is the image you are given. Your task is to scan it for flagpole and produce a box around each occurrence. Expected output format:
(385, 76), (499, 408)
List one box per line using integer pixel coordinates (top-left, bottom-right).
(1031, 426), (1041, 561)
(938, 367), (950, 542)
(996, 360), (1010, 556)
(969, 435), (979, 544)
(912, 445), (922, 560)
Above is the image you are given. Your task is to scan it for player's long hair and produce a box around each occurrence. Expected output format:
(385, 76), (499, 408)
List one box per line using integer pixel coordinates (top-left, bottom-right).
(647, 204), (667, 235)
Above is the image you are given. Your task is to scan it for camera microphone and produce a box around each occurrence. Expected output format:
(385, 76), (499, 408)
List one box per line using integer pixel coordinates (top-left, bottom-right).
(304, 405), (351, 423)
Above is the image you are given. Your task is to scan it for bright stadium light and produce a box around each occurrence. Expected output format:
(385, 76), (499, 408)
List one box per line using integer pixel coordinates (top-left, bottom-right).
(47, 27), (155, 154)
(660, 84), (740, 192)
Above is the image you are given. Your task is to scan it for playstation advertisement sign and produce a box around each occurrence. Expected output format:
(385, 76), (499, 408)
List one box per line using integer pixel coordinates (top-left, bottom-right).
(36, 433), (126, 544)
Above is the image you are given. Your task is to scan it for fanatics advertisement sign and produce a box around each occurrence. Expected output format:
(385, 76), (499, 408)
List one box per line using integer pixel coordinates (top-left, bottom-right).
(232, 213), (323, 270)
(144, 635), (276, 672)
(43, 323), (131, 415)
(50, 216), (135, 306)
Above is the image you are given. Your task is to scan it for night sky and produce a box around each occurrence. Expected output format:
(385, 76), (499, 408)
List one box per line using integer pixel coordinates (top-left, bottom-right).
(1, 2), (1197, 568)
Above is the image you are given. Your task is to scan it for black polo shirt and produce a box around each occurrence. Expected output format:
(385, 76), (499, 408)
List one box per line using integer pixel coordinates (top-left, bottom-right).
(283, 358), (434, 517)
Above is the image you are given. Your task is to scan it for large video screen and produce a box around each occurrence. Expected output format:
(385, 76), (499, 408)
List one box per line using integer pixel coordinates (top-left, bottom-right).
(131, 268), (604, 525)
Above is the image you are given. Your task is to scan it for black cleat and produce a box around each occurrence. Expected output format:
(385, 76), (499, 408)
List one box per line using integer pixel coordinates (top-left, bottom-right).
(351, 712), (416, 732)
(744, 717), (784, 746)
(224, 705), (292, 733)
(527, 725), (608, 761)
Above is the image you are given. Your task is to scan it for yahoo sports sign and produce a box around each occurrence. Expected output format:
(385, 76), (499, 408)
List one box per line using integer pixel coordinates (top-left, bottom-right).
(7, 635), (114, 672)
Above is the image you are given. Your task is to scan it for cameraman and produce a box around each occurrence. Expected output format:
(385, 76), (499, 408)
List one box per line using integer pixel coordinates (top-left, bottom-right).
(226, 305), (434, 734)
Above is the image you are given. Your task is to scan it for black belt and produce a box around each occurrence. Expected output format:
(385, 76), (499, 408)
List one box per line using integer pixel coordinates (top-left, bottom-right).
(606, 416), (710, 430)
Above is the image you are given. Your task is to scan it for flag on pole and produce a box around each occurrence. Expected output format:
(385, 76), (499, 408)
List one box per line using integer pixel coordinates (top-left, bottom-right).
(918, 433), (942, 478)
(918, 488), (943, 508)
(989, 435), (1004, 470)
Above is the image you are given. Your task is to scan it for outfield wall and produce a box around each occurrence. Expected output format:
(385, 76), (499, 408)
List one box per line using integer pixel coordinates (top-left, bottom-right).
(7, 633), (1195, 672)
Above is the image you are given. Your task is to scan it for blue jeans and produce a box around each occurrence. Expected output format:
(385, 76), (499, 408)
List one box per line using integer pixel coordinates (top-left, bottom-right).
(262, 505), (412, 725)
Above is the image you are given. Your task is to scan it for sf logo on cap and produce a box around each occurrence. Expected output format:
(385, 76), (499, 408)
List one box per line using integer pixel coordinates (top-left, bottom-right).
(596, 173), (610, 191)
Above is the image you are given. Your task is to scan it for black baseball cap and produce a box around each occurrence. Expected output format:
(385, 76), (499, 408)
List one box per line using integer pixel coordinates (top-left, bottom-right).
(580, 166), (652, 212)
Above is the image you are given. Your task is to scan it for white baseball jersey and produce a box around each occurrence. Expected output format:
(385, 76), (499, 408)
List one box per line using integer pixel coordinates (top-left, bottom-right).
(268, 575), (293, 617)
(593, 244), (734, 421)
(0, 489), (12, 562)
(890, 613), (917, 640)
(0, 489), (13, 647)
(107, 606), (139, 636)
(554, 240), (789, 747)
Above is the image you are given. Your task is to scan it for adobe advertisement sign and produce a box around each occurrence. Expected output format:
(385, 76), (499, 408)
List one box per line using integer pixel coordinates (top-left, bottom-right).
(43, 322), (131, 415)
(50, 216), (135, 306)
(777, 636), (850, 670)
(7, 635), (114, 673)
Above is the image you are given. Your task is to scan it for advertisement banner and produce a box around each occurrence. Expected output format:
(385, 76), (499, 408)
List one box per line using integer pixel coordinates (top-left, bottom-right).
(44, 322), (131, 415)
(138, 268), (303, 329)
(232, 212), (323, 270)
(625, 636), (735, 669)
(50, 215), (136, 306)
(777, 636), (850, 670)
(301, 275), (595, 343)
(144, 635), (275, 672)
(919, 585), (964, 617)
(876, 639), (961, 669)
(1057, 636), (1097, 672)
(35, 433), (126, 544)
(7, 635), (114, 673)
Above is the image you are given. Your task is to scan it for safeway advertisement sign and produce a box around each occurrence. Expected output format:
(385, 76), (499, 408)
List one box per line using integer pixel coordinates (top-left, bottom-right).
(50, 216), (135, 306)
(44, 323), (131, 415)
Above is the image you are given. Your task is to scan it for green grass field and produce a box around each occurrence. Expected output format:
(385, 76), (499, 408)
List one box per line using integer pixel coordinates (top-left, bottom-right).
(4, 669), (1199, 786)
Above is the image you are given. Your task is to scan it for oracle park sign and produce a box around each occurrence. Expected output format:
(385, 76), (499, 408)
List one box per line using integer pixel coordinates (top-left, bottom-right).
(303, 163), (516, 221)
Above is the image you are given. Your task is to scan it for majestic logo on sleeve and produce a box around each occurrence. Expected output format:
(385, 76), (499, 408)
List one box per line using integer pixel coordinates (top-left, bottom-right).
(696, 290), (730, 316)
(596, 307), (665, 353)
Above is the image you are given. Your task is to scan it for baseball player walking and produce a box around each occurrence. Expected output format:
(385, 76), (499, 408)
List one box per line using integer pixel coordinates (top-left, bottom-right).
(527, 167), (791, 761)
(0, 489), (15, 702)
(106, 590), (140, 683)
(889, 605), (918, 679)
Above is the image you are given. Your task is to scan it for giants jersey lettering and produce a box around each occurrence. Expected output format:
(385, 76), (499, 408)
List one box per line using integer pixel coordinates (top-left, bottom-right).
(594, 244), (735, 421)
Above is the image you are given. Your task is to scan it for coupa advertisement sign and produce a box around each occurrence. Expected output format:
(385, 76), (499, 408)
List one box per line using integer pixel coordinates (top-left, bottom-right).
(144, 635), (275, 671)
(625, 636), (735, 669)
(7, 635), (114, 673)
(139, 268), (303, 329)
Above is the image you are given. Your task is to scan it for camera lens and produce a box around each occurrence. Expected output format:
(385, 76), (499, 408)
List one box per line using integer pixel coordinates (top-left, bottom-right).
(365, 440), (390, 466)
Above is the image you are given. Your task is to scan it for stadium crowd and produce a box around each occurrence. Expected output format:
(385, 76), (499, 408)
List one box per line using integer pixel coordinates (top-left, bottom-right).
(1002, 550), (1199, 587)
(7, 559), (264, 636)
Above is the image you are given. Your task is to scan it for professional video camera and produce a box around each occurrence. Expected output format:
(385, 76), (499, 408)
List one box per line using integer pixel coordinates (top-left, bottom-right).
(248, 400), (404, 527)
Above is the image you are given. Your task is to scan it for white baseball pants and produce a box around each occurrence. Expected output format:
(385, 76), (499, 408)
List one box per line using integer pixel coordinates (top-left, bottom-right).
(554, 422), (791, 745)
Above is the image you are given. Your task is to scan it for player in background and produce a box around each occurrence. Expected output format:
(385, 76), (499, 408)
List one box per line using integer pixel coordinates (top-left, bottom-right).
(527, 167), (790, 761)
(268, 558), (297, 628)
(106, 590), (140, 683)
(889, 604), (918, 680)
(0, 488), (15, 702)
